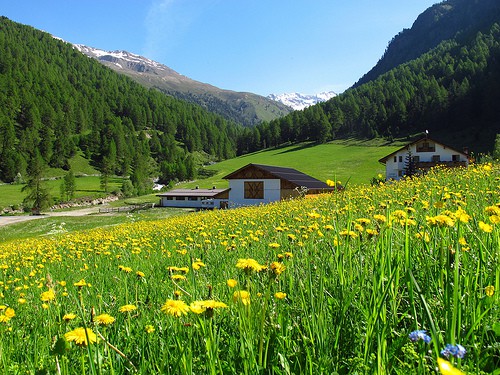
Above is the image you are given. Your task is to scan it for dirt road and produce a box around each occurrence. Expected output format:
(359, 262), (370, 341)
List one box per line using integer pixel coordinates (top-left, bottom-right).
(0, 206), (105, 227)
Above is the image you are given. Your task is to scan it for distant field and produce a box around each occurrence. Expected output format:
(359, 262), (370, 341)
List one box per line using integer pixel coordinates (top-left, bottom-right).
(178, 140), (401, 189)
(0, 141), (400, 208)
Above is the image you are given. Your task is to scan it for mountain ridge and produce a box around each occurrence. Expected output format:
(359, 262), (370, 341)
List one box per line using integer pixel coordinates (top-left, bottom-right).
(268, 91), (336, 111)
(74, 44), (292, 126)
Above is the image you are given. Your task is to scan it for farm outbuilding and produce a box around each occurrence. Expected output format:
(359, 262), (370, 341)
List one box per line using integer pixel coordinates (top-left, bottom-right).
(157, 187), (229, 209)
(379, 136), (469, 180)
(223, 163), (334, 207)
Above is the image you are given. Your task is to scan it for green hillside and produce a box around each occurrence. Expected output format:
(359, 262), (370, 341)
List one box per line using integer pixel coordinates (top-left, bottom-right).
(175, 140), (401, 190)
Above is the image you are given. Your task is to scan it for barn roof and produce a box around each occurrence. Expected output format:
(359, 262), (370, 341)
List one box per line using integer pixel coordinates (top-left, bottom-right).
(223, 163), (332, 190)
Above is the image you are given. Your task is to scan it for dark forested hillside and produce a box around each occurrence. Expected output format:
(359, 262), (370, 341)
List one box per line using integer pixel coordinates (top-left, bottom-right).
(239, 9), (500, 154)
(354, 0), (500, 87)
(0, 17), (241, 189)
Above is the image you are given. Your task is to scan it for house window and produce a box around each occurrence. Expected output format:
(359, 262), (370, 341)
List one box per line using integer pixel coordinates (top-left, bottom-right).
(412, 156), (420, 163)
(244, 181), (264, 199)
(393, 156), (397, 162)
(432, 155), (441, 162)
(452, 154), (460, 161)
(399, 156), (403, 162)
(417, 142), (436, 152)
(188, 196), (198, 201)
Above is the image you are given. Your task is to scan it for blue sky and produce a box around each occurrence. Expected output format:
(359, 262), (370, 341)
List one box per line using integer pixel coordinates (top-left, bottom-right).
(3, 1), (438, 96)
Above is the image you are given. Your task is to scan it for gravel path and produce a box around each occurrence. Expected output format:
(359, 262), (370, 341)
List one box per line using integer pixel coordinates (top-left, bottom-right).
(0, 206), (105, 227)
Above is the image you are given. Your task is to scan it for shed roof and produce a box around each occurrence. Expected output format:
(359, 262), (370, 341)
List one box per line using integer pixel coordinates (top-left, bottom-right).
(224, 163), (332, 190)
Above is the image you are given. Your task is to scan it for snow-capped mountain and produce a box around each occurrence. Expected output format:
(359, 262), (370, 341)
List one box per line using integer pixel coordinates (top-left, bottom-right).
(268, 91), (337, 111)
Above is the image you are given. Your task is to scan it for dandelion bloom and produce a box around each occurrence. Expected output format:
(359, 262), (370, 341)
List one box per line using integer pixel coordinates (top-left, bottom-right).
(73, 279), (88, 288)
(236, 258), (266, 273)
(270, 262), (286, 276)
(161, 299), (190, 317)
(95, 313), (115, 325)
(136, 271), (145, 278)
(233, 290), (251, 306)
(40, 289), (56, 302)
(190, 300), (228, 314)
(373, 214), (387, 223)
(62, 313), (77, 322)
(192, 259), (205, 271)
(145, 325), (155, 334)
(171, 274), (186, 281)
(437, 358), (465, 375)
(4, 308), (15, 319)
(479, 221), (493, 233)
(118, 265), (133, 273)
(275, 292), (287, 300)
(268, 242), (281, 249)
(65, 327), (98, 346)
(485, 285), (495, 297)
(168, 266), (189, 274)
(119, 304), (137, 313)
(227, 279), (238, 288)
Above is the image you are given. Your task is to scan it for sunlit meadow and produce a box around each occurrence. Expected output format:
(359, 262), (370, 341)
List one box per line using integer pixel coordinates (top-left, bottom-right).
(0, 163), (498, 374)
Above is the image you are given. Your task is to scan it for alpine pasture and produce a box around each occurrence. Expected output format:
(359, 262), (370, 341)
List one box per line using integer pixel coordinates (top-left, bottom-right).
(0, 163), (498, 374)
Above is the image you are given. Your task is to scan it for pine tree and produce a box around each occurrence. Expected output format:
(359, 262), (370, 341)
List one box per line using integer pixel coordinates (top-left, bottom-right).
(22, 150), (51, 215)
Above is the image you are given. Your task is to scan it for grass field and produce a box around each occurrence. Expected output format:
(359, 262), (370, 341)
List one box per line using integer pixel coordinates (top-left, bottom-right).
(177, 140), (401, 190)
(0, 162), (497, 374)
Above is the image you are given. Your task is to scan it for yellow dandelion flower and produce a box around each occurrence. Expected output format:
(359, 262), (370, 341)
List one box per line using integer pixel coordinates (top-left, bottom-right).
(64, 327), (98, 347)
(479, 221), (493, 233)
(268, 242), (281, 249)
(485, 285), (495, 297)
(233, 290), (251, 306)
(171, 274), (186, 281)
(161, 299), (190, 317)
(95, 313), (115, 325)
(62, 313), (77, 322)
(136, 271), (145, 278)
(437, 358), (465, 375)
(118, 304), (137, 313)
(227, 279), (238, 288)
(118, 265), (133, 273)
(275, 292), (287, 300)
(4, 308), (15, 319)
(168, 266), (189, 274)
(40, 289), (56, 302)
(236, 258), (266, 273)
(190, 300), (228, 314)
(270, 262), (286, 276)
(192, 259), (206, 271)
(287, 233), (297, 241)
(73, 279), (88, 288)
(373, 214), (386, 223)
(490, 215), (500, 224)
(145, 325), (155, 334)
(18, 298), (26, 304)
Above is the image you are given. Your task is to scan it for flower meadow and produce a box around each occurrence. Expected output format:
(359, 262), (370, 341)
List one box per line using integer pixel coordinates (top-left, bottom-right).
(0, 164), (499, 374)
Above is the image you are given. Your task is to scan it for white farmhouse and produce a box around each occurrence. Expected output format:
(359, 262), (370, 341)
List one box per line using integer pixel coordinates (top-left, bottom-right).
(379, 137), (469, 180)
(223, 163), (334, 207)
(157, 187), (229, 210)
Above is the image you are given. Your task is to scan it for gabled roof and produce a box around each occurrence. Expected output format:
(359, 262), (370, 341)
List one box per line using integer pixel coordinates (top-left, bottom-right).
(378, 137), (468, 164)
(157, 188), (229, 198)
(223, 163), (333, 190)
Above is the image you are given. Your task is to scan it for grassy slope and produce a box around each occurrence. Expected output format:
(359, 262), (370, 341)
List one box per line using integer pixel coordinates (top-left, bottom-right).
(178, 141), (401, 189)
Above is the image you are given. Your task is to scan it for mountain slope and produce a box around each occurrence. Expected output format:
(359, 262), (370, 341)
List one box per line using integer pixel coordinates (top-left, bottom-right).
(0, 17), (241, 188)
(354, 0), (500, 87)
(74, 45), (291, 127)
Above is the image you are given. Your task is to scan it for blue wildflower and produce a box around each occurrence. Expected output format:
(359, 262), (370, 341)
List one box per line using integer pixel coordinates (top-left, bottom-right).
(409, 330), (431, 344)
(441, 344), (466, 359)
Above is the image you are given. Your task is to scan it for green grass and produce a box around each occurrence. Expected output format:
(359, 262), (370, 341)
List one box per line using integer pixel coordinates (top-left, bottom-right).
(178, 140), (400, 190)
(0, 207), (192, 242)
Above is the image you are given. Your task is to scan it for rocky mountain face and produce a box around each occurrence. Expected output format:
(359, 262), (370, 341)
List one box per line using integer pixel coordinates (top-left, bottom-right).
(267, 91), (337, 111)
(74, 45), (291, 127)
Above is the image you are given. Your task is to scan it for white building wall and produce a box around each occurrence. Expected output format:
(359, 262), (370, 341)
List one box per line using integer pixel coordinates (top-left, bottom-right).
(228, 179), (281, 207)
(159, 197), (203, 208)
(385, 143), (468, 180)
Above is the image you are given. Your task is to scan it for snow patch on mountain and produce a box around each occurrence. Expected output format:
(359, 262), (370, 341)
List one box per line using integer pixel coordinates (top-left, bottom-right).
(268, 91), (336, 111)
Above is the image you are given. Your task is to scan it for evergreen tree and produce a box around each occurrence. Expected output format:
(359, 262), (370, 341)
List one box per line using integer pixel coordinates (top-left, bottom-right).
(493, 134), (500, 159)
(403, 149), (416, 178)
(61, 169), (76, 201)
(22, 150), (51, 215)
